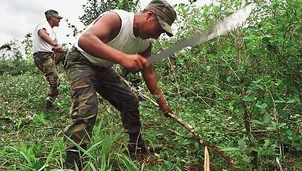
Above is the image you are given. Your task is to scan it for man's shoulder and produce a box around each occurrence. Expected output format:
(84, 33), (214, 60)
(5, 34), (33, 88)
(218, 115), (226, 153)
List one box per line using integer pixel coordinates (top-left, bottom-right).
(110, 9), (133, 19)
(35, 21), (51, 31)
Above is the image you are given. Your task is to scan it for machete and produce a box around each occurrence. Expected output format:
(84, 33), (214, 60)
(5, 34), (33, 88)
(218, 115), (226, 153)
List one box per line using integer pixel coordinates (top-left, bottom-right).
(147, 3), (255, 64)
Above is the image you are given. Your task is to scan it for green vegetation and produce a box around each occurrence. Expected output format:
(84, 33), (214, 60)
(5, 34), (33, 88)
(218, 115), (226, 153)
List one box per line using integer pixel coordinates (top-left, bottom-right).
(0, 0), (301, 170)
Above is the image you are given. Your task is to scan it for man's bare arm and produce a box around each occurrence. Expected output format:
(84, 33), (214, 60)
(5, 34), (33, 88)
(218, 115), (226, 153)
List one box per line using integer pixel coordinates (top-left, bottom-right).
(141, 43), (171, 115)
(78, 12), (147, 72)
(38, 29), (60, 51)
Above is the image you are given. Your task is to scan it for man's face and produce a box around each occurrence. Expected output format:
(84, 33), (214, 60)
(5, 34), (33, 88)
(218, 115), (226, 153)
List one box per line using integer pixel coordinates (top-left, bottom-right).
(141, 11), (166, 39)
(52, 17), (61, 27)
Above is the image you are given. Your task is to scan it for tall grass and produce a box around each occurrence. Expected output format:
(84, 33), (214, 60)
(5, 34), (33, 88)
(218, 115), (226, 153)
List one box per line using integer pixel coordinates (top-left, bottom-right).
(1, 70), (301, 170)
(0, 73), (176, 170)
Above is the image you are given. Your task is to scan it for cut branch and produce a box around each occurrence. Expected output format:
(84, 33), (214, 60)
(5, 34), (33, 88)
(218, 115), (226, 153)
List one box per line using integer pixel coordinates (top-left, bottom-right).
(122, 78), (234, 164)
(165, 110), (234, 164)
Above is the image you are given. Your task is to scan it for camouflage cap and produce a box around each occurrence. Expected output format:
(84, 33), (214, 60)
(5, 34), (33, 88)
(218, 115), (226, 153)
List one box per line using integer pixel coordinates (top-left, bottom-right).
(144, 0), (177, 37)
(45, 9), (63, 20)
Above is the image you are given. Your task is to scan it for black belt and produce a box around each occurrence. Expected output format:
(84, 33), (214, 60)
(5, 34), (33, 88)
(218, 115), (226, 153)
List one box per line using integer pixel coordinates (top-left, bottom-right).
(33, 51), (53, 56)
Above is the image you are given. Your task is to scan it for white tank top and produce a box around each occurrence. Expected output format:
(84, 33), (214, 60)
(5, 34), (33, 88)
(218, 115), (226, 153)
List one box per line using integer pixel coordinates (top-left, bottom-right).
(75, 10), (151, 67)
(32, 21), (57, 53)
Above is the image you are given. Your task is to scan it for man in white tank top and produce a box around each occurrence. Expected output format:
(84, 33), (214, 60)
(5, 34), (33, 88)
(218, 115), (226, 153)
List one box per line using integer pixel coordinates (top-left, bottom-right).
(63, 0), (177, 168)
(32, 9), (66, 110)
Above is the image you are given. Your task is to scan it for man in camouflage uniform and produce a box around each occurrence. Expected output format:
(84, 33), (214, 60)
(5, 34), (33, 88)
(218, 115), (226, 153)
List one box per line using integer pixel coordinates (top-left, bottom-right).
(63, 0), (176, 169)
(32, 9), (66, 110)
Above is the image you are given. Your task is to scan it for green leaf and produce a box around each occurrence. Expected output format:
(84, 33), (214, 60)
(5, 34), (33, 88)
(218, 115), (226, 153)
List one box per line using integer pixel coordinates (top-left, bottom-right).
(205, 65), (211, 72)
(287, 99), (297, 104)
(235, 0), (241, 7)
(286, 130), (293, 136)
(238, 139), (246, 151)
(279, 123), (287, 128)
(242, 64), (249, 70)
(214, 6), (220, 12)
(209, 54), (216, 59)
(267, 126), (276, 131)
(253, 79), (262, 84)
(275, 99), (286, 103)
(256, 103), (268, 109)
(221, 147), (238, 151)
(255, 84), (264, 90)
(263, 113), (271, 124)
(242, 96), (256, 102)
(252, 120), (264, 125)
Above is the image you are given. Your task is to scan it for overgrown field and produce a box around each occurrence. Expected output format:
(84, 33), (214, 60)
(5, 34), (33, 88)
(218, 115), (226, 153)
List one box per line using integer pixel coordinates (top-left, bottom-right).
(0, 64), (301, 170)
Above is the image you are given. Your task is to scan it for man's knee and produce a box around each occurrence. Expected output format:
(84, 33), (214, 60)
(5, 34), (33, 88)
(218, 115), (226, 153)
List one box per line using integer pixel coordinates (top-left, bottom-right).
(47, 73), (60, 88)
(46, 73), (60, 98)
(48, 88), (59, 98)
(64, 114), (97, 149)
(123, 94), (139, 110)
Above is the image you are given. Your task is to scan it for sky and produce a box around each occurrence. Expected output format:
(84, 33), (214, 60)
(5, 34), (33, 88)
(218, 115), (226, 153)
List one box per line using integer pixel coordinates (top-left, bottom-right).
(0, 0), (210, 47)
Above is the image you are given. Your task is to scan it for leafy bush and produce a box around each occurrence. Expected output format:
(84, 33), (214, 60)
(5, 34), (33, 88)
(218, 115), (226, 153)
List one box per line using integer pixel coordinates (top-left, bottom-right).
(0, 60), (37, 76)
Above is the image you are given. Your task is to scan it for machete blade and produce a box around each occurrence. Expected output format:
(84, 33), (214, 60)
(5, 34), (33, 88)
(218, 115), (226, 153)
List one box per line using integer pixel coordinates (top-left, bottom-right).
(147, 3), (255, 64)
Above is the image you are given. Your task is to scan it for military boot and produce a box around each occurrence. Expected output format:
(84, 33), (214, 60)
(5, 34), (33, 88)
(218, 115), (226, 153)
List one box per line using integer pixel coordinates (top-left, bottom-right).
(64, 145), (86, 170)
(128, 140), (163, 156)
(128, 134), (162, 156)
(44, 99), (54, 111)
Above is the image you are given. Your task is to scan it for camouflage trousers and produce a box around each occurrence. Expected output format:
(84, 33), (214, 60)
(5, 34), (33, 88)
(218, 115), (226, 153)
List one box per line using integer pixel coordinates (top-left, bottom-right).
(63, 46), (142, 149)
(33, 52), (65, 100)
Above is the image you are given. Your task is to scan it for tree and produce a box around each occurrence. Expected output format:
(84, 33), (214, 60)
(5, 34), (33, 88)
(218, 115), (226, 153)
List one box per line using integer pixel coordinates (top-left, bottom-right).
(79, 0), (140, 26)
(21, 33), (33, 63)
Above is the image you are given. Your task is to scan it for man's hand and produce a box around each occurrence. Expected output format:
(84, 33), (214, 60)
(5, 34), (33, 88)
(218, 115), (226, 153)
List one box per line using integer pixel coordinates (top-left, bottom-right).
(120, 54), (147, 73)
(159, 103), (173, 117)
(52, 44), (62, 53)
(163, 109), (173, 117)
